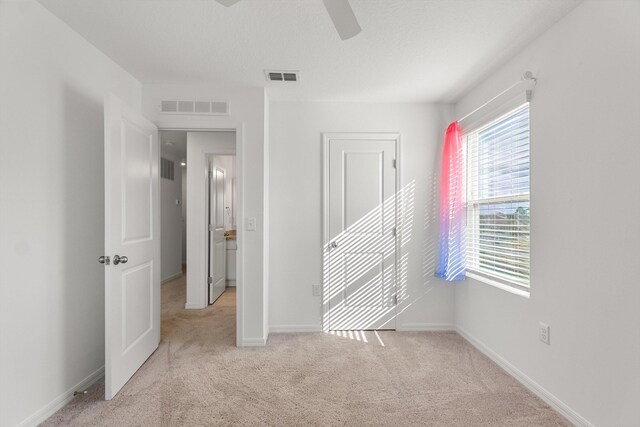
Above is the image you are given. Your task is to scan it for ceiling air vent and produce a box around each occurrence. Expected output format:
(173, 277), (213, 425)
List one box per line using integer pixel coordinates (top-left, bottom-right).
(160, 100), (229, 115)
(265, 70), (300, 82)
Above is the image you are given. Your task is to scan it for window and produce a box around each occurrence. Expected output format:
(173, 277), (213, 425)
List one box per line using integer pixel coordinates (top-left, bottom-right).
(465, 103), (530, 292)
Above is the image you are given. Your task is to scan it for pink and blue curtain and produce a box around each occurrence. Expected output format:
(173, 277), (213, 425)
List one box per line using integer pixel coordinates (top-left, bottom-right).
(436, 122), (466, 281)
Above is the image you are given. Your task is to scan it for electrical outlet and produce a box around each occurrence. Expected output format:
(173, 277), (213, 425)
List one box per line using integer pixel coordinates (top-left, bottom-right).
(539, 322), (550, 345)
(312, 284), (321, 296)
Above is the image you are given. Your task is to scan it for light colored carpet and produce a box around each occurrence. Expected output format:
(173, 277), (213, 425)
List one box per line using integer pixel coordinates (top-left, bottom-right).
(42, 276), (569, 426)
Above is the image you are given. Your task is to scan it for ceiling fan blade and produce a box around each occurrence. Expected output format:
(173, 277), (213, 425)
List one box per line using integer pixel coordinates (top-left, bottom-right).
(216, 0), (241, 7)
(322, 0), (362, 40)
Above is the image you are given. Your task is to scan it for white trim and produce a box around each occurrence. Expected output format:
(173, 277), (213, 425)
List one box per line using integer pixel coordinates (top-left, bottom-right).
(239, 337), (267, 347)
(322, 134), (330, 333)
(321, 132), (401, 332)
(455, 327), (595, 427)
(466, 272), (530, 299)
(161, 271), (183, 283)
(459, 83), (533, 133)
(185, 302), (206, 309)
(269, 324), (323, 333)
(15, 366), (104, 427)
(397, 323), (456, 332)
(272, 324), (456, 333)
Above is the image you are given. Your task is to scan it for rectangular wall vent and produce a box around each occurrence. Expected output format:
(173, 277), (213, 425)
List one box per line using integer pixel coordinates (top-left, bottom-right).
(160, 100), (229, 115)
(211, 102), (228, 114)
(265, 69), (300, 82)
(178, 101), (194, 113)
(161, 157), (174, 181)
(161, 100), (177, 112)
(195, 101), (210, 113)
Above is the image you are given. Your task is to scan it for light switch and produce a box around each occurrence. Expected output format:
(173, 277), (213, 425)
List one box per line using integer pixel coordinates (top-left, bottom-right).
(247, 217), (257, 231)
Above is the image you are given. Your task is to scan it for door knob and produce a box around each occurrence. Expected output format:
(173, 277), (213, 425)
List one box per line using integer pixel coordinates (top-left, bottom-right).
(330, 242), (338, 248)
(113, 255), (128, 265)
(98, 256), (110, 265)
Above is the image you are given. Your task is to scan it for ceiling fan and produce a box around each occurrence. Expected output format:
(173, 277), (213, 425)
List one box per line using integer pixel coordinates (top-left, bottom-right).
(215, 0), (362, 40)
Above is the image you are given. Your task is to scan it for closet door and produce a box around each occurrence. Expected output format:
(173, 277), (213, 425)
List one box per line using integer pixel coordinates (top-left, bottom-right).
(324, 134), (398, 331)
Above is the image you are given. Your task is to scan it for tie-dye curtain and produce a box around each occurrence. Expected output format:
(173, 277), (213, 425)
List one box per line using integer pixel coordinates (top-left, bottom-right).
(436, 122), (466, 281)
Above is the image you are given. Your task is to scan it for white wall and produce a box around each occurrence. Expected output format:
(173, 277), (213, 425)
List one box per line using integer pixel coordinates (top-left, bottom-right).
(0, 1), (142, 426)
(453, 1), (640, 426)
(268, 102), (455, 331)
(160, 150), (183, 282)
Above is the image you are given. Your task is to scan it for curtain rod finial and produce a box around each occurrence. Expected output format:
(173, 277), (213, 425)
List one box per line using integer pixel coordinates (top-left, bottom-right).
(522, 71), (536, 82)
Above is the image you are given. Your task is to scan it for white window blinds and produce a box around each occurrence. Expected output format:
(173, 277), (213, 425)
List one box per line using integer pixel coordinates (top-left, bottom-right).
(465, 103), (530, 289)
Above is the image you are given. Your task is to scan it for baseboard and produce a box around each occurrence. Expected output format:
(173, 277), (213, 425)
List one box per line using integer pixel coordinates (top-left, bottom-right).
(185, 302), (205, 309)
(239, 337), (267, 347)
(455, 326), (594, 427)
(268, 324), (455, 333)
(225, 280), (236, 287)
(16, 366), (104, 427)
(397, 323), (456, 332)
(161, 271), (183, 283)
(269, 324), (322, 333)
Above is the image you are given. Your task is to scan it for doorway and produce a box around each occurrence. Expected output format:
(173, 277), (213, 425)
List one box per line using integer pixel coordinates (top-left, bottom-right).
(159, 131), (188, 283)
(207, 153), (237, 305)
(159, 130), (238, 310)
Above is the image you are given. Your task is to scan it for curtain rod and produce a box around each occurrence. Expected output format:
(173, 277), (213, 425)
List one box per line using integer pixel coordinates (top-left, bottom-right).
(457, 71), (537, 123)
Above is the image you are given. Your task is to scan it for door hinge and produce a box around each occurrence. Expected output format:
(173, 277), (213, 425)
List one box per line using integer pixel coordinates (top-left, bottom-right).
(394, 295), (398, 305)
(392, 159), (397, 168)
(208, 277), (213, 284)
(209, 224), (213, 231)
(208, 170), (213, 179)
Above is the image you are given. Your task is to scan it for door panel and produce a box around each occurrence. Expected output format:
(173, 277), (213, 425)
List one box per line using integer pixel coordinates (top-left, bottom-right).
(344, 152), (382, 232)
(122, 119), (153, 242)
(104, 95), (160, 400)
(213, 241), (225, 284)
(215, 169), (225, 228)
(122, 262), (153, 352)
(326, 137), (397, 331)
(344, 253), (384, 307)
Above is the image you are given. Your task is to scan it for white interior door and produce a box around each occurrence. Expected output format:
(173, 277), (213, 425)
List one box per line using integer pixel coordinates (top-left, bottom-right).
(208, 159), (226, 304)
(325, 135), (398, 330)
(103, 95), (160, 400)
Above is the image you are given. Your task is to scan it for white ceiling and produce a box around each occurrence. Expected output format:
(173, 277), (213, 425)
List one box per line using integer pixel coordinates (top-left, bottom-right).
(38, 0), (581, 103)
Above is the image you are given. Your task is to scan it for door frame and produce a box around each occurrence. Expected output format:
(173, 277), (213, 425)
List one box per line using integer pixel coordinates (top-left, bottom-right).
(156, 118), (244, 347)
(321, 132), (401, 332)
